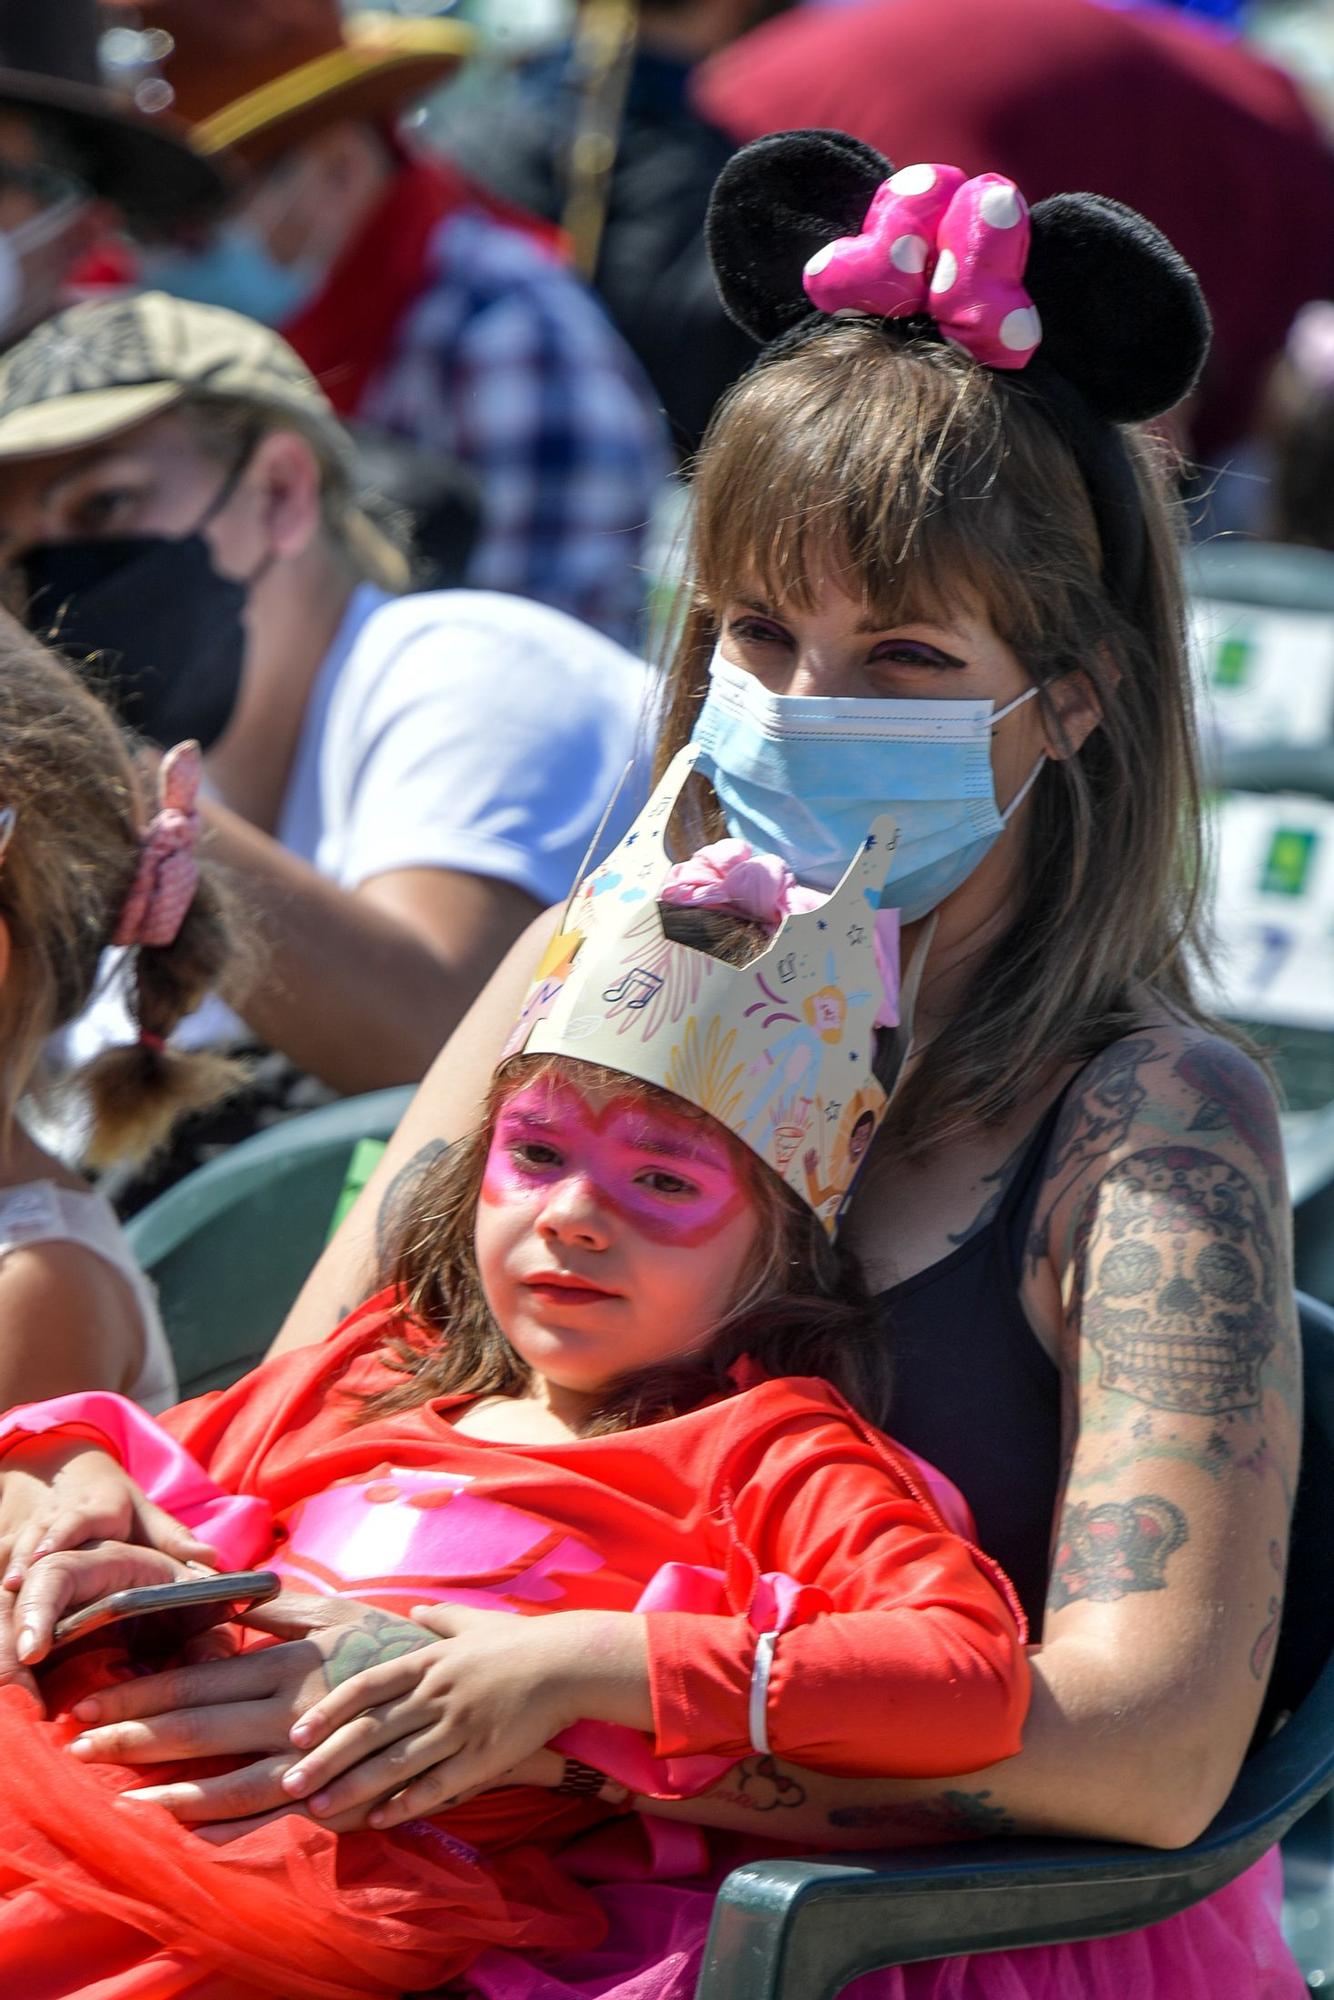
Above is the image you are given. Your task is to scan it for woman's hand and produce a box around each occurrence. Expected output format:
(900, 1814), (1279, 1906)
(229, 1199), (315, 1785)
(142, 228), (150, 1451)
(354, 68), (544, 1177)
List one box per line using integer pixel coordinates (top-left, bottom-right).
(280, 1603), (639, 1827)
(64, 1593), (437, 1822)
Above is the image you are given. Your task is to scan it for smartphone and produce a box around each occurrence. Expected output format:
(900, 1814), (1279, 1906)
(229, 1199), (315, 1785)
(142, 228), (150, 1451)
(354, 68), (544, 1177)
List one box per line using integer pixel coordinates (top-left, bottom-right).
(48, 1570), (281, 1658)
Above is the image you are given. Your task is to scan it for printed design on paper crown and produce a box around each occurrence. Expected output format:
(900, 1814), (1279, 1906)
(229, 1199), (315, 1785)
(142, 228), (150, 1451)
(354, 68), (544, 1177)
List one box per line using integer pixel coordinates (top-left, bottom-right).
(504, 748), (900, 1236)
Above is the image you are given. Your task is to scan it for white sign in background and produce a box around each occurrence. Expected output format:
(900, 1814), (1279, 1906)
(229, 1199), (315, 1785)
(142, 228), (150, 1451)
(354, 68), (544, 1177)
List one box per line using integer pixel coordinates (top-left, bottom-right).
(1202, 791), (1334, 1030)
(1190, 597), (1334, 751)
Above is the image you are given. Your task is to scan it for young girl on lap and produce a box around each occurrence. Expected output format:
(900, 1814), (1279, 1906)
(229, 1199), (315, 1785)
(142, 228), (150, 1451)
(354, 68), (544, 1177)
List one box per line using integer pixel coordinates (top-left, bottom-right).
(0, 760), (1026, 2000)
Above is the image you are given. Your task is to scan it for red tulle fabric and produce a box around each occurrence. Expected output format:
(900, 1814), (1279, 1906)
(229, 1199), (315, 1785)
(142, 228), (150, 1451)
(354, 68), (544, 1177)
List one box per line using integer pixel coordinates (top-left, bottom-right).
(0, 1677), (605, 2000)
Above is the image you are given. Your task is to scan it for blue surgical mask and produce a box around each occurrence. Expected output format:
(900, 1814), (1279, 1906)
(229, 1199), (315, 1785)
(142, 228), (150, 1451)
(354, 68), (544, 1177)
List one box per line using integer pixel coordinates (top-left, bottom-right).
(140, 221), (323, 328)
(690, 646), (1045, 924)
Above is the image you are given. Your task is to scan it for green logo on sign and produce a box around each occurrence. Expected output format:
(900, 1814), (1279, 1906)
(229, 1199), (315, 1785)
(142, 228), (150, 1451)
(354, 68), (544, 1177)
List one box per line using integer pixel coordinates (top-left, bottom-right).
(1261, 827), (1318, 897)
(1214, 634), (1253, 688)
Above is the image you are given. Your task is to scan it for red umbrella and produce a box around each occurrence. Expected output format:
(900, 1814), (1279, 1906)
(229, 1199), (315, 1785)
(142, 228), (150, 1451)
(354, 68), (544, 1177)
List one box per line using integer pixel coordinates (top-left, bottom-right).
(696, 0), (1334, 454)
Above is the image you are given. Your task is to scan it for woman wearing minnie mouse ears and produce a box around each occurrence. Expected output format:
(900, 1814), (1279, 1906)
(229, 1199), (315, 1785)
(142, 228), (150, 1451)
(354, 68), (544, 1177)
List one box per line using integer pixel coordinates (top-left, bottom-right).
(1, 134), (1304, 1997)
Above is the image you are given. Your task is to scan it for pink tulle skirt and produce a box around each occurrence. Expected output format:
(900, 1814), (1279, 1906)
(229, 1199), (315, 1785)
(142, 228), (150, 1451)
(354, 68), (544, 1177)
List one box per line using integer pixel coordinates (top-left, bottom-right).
(461, 1844), (1305, 2000)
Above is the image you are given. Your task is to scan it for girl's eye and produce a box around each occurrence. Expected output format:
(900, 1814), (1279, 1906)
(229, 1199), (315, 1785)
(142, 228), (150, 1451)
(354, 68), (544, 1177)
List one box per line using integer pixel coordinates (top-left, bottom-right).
(510, 1140), (563, 1170)
(636, 1169), (698, 1199)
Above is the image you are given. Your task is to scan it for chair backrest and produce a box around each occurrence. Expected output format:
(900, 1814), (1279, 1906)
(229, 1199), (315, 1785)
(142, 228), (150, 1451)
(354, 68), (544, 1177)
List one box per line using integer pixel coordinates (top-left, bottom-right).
(125, 1087), (413, 1398)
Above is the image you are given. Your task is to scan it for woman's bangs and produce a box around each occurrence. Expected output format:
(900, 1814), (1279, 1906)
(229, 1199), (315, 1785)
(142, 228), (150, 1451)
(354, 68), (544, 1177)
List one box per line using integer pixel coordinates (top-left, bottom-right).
(692, 331), (1017, 631)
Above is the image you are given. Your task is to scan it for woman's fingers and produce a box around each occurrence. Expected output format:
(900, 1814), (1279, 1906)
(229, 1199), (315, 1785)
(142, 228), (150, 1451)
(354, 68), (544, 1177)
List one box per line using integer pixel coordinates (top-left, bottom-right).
(365, 1759), (473, 1829)
(120, 1754), (299, 1824)
(65, 1647), (291, 1726)
(69, 1696), (289, 1765)
(236, 1590), (365, 1639)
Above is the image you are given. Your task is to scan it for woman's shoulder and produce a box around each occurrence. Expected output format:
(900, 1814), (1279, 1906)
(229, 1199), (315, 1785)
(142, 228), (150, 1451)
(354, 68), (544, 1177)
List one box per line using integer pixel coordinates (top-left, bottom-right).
(1029, 1019), (1286, 1280)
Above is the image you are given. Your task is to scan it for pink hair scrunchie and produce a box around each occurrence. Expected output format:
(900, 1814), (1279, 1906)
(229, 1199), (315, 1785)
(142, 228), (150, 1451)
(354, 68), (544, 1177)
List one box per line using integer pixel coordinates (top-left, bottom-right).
(113, 740), (203, 950)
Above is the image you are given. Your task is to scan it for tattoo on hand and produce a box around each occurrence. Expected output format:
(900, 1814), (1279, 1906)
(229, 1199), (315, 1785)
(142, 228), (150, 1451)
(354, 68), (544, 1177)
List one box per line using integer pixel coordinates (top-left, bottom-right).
(1049, 1493), (1188, 1609)
(711, 1754), (808, 1813)
(375, 1139), (451, 1272)
(323, 1610), (432, 1692)
(827, 1788), (1016, 1840)
(1076, 1146), (1278, 1416)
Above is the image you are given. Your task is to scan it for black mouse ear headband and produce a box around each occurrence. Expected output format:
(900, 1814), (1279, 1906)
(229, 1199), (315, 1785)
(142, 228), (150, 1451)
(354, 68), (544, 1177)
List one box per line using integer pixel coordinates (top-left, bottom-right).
(705, 130), (1212, 613)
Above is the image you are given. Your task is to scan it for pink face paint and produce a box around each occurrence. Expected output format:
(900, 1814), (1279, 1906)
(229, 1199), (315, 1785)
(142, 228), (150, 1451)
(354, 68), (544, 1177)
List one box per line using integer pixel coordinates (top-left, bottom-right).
(481, 1075), (752, 1246)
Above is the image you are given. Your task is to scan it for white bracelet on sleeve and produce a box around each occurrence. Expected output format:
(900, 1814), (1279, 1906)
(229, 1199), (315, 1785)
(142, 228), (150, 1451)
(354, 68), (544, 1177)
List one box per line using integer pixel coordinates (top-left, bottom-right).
(748, 1628), (779, 1755)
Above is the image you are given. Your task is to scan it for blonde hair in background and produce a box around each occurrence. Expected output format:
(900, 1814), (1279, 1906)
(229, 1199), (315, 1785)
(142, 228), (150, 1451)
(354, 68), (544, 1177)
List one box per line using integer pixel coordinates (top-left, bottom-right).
(180, 393), (413, 595)
(0, 622), (244, 1167)
(656, 321), (1228, 1156)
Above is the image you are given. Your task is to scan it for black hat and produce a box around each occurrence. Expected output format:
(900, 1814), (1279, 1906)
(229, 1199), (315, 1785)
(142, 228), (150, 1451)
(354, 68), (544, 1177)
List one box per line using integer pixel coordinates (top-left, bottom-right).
(0, 0), (227, 232)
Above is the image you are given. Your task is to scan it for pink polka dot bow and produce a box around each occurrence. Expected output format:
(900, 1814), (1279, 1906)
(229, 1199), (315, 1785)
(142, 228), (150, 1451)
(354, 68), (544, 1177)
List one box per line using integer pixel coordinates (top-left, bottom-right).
(114, 740), (203, 950)
(802, 162), (1042, 370)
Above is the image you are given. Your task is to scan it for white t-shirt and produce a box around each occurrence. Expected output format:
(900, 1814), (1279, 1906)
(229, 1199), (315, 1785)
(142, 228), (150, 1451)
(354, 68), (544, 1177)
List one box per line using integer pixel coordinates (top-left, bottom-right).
(66, 584), (654, 1062)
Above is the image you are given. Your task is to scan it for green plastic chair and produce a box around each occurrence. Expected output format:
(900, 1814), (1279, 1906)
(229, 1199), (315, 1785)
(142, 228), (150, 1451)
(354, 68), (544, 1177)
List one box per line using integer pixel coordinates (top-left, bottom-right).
(694, 1293), (1334, 2000)
(124, 1088), (413, 1398)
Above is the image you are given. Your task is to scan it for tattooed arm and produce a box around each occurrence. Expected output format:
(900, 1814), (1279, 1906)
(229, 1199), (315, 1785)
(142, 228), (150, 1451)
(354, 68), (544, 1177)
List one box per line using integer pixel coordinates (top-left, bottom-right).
(268, 903), (560, 1355)
(641, 1029), (1300, 1852)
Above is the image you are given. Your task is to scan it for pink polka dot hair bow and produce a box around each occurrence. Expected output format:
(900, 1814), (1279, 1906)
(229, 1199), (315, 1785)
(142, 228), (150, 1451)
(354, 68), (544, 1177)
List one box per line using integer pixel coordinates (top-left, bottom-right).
(114, 740), (203, 950)
(801, 162), (1042, 370)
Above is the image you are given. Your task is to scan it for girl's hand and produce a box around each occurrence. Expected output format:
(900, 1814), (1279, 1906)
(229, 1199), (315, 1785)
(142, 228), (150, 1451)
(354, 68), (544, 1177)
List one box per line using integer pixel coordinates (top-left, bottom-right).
(13, 1540), (194, 1665)
(0, 1444), (219, 1690)
(282, 1603), (644, 1828)
(0, 1440), (219, 1587)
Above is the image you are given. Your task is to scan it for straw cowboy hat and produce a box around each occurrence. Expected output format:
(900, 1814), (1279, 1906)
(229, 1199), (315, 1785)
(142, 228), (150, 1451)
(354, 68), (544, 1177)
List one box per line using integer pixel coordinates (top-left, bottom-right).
(110, 0), (474, 167)
(0, 0), (226, 228)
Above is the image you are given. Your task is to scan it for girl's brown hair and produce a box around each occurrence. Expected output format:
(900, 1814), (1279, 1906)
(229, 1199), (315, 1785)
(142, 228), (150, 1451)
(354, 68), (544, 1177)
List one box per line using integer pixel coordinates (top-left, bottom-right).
(0, 624), (243, 1166)
(366, 1048), (889, 1436)
(657, 322), (1219, 1153)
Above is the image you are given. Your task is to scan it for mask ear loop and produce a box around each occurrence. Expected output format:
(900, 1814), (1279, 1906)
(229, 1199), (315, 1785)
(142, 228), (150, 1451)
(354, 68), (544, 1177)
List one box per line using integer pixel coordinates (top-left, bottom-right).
(991, 684), (1047, 823)
(190, 429), (280, 593)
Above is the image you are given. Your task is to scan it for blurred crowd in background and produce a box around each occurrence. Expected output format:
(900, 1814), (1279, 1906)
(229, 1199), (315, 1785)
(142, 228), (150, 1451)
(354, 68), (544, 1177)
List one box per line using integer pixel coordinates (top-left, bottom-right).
(3, 0), (1334, 1291)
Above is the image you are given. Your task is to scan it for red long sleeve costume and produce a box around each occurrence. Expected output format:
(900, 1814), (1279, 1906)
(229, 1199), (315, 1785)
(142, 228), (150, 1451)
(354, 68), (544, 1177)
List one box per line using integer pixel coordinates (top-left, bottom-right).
(0, 1293), (1026, 1998)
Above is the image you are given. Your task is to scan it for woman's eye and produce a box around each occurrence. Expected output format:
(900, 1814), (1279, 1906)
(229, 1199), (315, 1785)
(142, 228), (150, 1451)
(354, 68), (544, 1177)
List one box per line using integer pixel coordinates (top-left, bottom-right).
(869, 641), (957, 668)
(727, 615), (793, 649)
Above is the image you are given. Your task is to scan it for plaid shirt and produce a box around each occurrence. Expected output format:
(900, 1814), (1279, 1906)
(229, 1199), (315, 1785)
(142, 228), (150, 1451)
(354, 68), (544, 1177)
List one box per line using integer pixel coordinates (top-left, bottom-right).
(360, 209), (670, 648)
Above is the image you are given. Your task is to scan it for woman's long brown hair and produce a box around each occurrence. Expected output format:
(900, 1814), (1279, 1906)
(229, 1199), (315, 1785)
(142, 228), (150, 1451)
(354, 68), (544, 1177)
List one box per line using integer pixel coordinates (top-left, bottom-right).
(655, 322), (1226, 1155)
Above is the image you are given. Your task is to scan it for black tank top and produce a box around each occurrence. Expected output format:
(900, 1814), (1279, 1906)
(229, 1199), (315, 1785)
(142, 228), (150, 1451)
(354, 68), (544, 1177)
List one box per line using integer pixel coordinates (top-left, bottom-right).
(875, 1084), (1073, 1635)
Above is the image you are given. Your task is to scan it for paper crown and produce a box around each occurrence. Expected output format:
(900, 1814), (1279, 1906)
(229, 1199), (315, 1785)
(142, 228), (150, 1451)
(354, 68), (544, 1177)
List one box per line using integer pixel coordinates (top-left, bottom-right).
(503, 748), (901, 1236)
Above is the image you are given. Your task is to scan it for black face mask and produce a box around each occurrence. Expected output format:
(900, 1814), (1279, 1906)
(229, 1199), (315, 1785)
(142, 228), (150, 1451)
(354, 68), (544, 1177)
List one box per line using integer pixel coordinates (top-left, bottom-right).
(19, 529), (250, 753)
